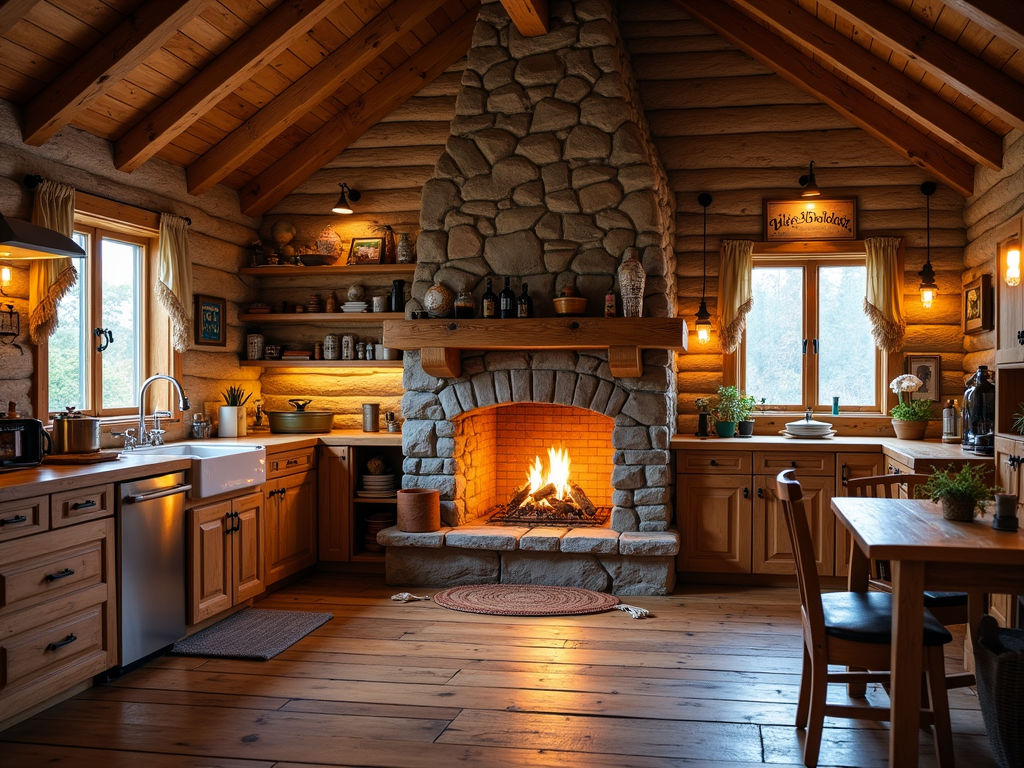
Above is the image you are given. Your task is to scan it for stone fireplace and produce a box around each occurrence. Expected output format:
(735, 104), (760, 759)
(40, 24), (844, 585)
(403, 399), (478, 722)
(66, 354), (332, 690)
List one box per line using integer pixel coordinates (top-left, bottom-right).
(383, 0), (680, 594)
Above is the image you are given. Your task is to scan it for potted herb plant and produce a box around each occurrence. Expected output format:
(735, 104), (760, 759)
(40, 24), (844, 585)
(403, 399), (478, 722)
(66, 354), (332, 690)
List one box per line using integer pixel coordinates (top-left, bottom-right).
(889, 374), (933, 440)
(918, 463), (999, 522)
(736, 393), (758, 437)
(219, 385), (252, 438)
(711, 385), (744, 438)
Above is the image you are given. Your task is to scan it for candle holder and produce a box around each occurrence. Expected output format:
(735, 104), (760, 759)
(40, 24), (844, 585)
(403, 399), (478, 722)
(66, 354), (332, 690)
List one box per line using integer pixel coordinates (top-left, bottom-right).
(993, 493), (1019, 532)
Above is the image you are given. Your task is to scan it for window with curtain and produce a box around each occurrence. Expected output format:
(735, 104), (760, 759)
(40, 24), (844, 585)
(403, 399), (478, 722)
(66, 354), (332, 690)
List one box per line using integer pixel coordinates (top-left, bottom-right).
(740, 254), (881, 412)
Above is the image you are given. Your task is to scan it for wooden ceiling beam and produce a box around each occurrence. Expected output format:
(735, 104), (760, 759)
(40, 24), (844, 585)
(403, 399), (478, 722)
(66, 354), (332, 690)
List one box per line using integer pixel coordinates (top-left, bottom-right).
(817, 0), (1024, 131)
(185, 0), (452, 196)
(0, 0), (43, 37)
(114, 0), (345, 173)
(238, 10), (476, 217)
(671, 0), (975, 196)
(21, 0), (212, 146)
(500, 0), (549, 36)
(939, 0), (1024, 52)
(731, 0), (1003, 170)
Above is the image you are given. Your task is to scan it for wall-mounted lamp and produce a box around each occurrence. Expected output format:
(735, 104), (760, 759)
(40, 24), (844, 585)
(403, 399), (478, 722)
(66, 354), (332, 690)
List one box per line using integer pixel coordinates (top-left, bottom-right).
(0, 266), (11, 296)
(695, 193), (713, 344)
(1005, 241), (1021, 287)
(799, 161), (821, 198)
(919, 181), (938, 308)
(331, 183), (361, 214)
(0, 212), (86, 260)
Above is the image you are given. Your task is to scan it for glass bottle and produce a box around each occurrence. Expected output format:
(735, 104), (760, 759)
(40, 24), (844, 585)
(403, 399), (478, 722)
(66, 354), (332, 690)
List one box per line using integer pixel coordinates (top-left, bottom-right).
(499, 276), (515, 319)
(454, 290), (475, 319)
(481, 278), (497, 318)
(517, 282), (533, 318)
(962, 366), (995, 454)
(942, 399), (959, 444)
(390, 279), (405, 313)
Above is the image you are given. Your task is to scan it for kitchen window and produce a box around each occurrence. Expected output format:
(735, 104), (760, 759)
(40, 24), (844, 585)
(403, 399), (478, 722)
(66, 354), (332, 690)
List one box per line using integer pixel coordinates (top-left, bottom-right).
(739, 254), (882, 412)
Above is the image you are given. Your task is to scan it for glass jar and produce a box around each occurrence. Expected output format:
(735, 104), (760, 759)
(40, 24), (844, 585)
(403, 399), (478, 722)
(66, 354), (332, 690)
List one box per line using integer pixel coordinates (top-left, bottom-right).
(454, 290), (475, 319)
(962, 365), (995, 454)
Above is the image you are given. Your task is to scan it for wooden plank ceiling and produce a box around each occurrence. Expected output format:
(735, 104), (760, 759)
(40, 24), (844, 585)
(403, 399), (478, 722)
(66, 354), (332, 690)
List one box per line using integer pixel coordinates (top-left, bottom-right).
(0, 0), (1020, 214)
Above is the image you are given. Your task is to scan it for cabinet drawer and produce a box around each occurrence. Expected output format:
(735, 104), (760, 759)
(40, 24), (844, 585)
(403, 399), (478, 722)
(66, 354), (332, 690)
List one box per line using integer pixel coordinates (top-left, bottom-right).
(51, 484), (115, 527)
(754, 451), (834, 476)
(677, 451), (752, 474)
(0, 495), (49, 543)
(267, 447), (316, 479)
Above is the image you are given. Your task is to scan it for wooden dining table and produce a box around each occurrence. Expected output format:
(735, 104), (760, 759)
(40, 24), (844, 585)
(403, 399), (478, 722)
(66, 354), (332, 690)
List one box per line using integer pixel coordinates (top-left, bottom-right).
(830, 496), (1024, 768)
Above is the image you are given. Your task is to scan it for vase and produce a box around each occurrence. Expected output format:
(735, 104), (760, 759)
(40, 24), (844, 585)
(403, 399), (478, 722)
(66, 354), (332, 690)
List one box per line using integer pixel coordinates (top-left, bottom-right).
(941, 497), (976, 522)
(218, 405), (239, 438)
(423, 282), (453, 318)
(617, 246), (646, 318)
(696, 412), (710, 437)
(891, 419), (928, 440)
(396, 233), (414, 263)
(715, 421), (736, 438)
(397, 488), (441, 532)
(391, 279), (406, 313)
(737, 419), (755, 437)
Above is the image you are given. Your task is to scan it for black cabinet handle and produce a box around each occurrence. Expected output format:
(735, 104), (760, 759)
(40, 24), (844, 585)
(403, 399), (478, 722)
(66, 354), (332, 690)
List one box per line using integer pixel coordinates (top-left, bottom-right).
(0, 514), (27, 526)
(225, 511), (238, 534)
(791, 461), (797, 468)
(45, 568), (75, 581)
(756, 487), (764, 498)
(812, 338), (818, 354)
(743, 487), (749, 498)
(710, 459), (717, 466)
(71, 499), (97, 510)
(802, 339), (808, 354)
(46, 633), (77, 651)
(841, 464), (848, 485)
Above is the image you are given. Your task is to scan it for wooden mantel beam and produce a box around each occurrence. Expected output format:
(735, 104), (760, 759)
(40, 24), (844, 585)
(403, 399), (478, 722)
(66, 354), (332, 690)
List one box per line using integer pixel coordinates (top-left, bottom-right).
(817, 0), (1024, 131)
(731, 0), (1003, 170)
(22, 0), (212, 146)
(0, 0), (42, 37)
(941, 0), (1024, 52)
(185, 0), (450, 196)
(671, 0), (976, 197)
(238, 9), (476, 217)
(500, 0), (549, 36)
(115, 0), (344, 173)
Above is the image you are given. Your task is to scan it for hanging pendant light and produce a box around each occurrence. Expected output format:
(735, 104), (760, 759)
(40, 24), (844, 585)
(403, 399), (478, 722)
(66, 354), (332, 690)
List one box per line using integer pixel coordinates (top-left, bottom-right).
(0, 213), (85, 259)
(331, 183), (361, 214)
(919, 182), (938, 308)
(799, 161), (821, 198)
(695, 193), (713, 344)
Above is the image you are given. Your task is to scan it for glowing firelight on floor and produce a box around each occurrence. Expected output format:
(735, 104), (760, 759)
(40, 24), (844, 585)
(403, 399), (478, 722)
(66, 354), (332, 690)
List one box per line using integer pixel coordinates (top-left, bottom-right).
(527, 446), (572, 503)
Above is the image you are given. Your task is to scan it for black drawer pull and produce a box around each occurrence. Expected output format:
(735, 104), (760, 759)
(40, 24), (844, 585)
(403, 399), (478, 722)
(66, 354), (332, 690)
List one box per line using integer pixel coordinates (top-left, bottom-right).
(45, 568), (75, 581)
(46, 633), (77, 651)
(709, 459), (717, 466)
(757, 487), (764, 498)
(791, 461), (797, 468)
(0, 514), (27, 526)
(71, 499), (97, 510)
(285, 458), (300, 467)
(743, 487), (749, 498)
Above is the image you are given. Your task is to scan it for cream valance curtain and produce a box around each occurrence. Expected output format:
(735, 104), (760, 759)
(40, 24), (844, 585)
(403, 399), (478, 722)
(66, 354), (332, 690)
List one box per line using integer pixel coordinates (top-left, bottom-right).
(718, 239), (753, 354)
(863, 236), (905, 352)
(157, 214), (193, 353)
(28, 180), (78, 344)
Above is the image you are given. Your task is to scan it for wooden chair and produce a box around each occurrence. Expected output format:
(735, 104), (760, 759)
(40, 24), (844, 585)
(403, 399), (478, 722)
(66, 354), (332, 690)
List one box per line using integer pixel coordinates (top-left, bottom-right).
(847, 473), (969, 626)
(777, 469), (955, 768)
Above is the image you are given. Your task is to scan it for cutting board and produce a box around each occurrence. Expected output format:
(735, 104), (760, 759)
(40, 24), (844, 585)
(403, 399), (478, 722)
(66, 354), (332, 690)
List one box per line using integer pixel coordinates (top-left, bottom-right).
(44, 450), (121, 465)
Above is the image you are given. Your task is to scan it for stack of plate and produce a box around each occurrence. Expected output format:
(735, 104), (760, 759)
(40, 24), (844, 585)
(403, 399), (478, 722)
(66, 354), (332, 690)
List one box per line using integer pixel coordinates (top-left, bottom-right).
(780, 418), (836, 439)
(358, 474), (396, 497)
(343, 301), (368, 313)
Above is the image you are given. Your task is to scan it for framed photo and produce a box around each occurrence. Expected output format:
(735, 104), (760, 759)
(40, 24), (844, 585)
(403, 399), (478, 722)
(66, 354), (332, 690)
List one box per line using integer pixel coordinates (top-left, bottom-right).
(347, 237), (384, 265)
(906, 354), (941, 401)
(193, 294), (226, 347)
(963, 274), (993, 335)
(763, 197), (857, 241)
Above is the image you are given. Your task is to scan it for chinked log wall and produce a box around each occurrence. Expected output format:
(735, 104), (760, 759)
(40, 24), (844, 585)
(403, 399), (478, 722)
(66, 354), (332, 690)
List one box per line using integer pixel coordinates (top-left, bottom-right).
(620, 0), (968, 435)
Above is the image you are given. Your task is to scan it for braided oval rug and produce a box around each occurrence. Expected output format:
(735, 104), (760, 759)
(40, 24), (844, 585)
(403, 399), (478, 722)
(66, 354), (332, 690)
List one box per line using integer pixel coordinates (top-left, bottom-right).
(432, 584), (620, 616)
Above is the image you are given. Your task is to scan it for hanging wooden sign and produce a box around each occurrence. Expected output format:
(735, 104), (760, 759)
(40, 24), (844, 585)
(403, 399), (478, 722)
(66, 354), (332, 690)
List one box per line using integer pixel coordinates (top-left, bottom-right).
(763, 198), (857, 241)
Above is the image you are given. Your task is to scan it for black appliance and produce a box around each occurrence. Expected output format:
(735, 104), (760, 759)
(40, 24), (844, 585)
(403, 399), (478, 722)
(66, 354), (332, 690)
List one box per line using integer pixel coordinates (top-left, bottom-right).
(0, 418), (49, 471)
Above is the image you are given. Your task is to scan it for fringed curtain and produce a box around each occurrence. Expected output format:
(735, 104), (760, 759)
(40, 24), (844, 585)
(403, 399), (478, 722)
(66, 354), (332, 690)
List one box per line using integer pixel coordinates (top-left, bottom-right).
(157, 214), (193, 353)
(718, 239), (753, 354)
(28, 180), (77, 343)
(863, 236), (905, 352)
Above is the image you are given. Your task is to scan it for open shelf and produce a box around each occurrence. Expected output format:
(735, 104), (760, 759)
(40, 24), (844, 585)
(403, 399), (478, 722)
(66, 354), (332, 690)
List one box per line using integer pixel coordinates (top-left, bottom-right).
(239, 360), (402, 369)
(240, 312), (404, 324)
(240, 264), (416, 277)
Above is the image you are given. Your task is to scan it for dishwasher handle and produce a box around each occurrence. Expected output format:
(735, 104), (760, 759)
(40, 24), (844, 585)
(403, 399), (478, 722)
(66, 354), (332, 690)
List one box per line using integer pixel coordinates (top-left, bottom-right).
(123, 484), (192, 504)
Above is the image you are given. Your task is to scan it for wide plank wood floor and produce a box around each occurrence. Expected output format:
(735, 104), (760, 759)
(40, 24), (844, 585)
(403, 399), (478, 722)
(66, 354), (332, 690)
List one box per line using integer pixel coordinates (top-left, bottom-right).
(0, 574), (1001, 767)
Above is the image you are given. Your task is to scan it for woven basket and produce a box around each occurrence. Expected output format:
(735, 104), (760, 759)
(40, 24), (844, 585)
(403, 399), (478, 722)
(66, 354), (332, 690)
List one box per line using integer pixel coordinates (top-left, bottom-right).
(974, 614), (1024, 768)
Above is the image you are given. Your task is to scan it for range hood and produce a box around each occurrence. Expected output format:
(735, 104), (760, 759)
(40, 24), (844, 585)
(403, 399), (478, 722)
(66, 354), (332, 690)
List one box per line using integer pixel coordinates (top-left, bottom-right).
(0, 213), (86, 259)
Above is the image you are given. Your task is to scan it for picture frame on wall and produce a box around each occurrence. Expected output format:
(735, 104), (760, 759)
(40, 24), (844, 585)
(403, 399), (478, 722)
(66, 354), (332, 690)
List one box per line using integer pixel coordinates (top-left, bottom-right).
(347, 237), (384, 265)
(963, 274), (993, 335)
(193, 294), (226, 347)
(906, 354), (941, 401)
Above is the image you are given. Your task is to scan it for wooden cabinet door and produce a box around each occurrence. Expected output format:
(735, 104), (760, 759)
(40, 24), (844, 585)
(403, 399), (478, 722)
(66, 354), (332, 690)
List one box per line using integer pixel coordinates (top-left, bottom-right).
(233, 492), (264, 603)
(190, 501), (232, 624)
(834, 452), (886, 577)
(318, 446), (351, 562)
(753, 474), (834, 576)
(677, 474), (751, 573)
(264, 470), (317, 585)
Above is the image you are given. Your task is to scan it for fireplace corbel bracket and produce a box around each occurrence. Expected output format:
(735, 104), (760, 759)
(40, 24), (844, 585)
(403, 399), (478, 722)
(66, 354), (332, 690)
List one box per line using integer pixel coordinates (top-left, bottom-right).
(382, 318), (689, 379)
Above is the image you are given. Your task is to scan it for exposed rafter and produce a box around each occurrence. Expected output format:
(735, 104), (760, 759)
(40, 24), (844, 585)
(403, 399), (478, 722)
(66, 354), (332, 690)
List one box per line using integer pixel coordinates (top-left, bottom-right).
(671, 0), (975, 196)
(185, 0), (449, 196)
(940, 0), (1024, 52)
(731, 0), (1002, 170)
(817, 0), (1024, 131)
(0, 0), (42, 37)
(239, 10), (477, 217)
(115, 0), (345, 173)
(499, 0), (548, 36)
(21, 0), (213, 146)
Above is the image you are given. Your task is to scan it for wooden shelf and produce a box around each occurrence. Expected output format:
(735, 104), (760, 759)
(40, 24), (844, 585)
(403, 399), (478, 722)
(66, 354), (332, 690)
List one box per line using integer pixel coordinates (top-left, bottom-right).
(351, 552), (386, 563)
(353, 497), (399, 504)
(239, 264), (416, 277)
(238, 360), (402, 369)
(240, 312), (403, 324)
(382, 317), (688, 378)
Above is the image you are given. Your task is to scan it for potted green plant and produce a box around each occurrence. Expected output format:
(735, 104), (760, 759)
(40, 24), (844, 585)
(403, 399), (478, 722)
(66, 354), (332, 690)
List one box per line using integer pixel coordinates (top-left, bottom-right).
(889, 374), (933, 440)
(710, 385), (744, 438)
(918, 463), (999, 522)
(219, 385), (252, 438)
(736, 393), (758, 437)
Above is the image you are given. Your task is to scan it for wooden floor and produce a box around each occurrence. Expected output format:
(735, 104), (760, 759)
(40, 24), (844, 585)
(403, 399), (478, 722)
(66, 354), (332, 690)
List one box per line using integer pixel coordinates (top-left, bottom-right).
(0, 574), (1001, 767)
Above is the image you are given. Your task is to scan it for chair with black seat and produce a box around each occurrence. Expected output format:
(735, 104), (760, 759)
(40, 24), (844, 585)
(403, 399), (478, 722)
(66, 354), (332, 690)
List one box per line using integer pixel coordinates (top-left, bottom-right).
(847, 473), (969, 626)
(777, 469), (955, 768)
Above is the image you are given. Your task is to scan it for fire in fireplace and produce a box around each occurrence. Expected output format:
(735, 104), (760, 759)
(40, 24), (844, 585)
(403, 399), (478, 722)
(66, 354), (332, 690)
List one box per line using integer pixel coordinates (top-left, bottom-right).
(487, 446), (609, 527)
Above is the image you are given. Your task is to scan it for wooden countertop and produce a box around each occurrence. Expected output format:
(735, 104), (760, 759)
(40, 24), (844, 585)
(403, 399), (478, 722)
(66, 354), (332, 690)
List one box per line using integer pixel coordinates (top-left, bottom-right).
(217, 429), (403, 448)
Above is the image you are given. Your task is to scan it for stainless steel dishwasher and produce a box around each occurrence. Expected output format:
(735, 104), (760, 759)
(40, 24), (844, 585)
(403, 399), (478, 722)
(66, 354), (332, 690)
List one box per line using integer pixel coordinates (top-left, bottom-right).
(117, 472), (191, 669)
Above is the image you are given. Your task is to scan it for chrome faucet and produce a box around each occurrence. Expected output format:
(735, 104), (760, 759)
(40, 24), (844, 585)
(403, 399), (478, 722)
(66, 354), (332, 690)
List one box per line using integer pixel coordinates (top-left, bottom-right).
(136, 374), (190, 448)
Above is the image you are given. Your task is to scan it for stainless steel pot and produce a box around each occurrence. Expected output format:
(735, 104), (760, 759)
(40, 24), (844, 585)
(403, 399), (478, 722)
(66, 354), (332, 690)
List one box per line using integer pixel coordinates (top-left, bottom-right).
(51, 407), (101, 453)
(266, 399), (334, 434)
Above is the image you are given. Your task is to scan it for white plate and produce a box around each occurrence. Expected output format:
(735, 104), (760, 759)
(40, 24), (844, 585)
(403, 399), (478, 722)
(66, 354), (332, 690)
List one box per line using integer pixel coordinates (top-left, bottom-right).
(357, 490), (398, 498)
(779, 429), (836, 439)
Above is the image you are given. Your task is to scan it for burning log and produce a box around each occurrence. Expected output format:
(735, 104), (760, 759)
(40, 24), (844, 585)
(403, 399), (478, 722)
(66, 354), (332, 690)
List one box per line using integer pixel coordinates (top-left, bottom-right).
(569, 482), (597, 516)
(532, 483), (557, 501)
(507, 483), (531, 510)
